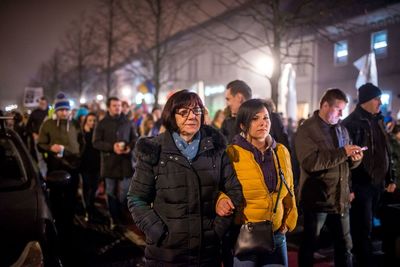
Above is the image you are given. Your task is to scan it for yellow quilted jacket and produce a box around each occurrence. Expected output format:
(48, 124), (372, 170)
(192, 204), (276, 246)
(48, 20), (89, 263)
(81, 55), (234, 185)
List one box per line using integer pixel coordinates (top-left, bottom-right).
(226, 143), (298, 232)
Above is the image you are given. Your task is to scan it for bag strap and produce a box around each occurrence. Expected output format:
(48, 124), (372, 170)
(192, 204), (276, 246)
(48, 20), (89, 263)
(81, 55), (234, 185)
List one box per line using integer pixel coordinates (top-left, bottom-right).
(272, 145), (294, 214)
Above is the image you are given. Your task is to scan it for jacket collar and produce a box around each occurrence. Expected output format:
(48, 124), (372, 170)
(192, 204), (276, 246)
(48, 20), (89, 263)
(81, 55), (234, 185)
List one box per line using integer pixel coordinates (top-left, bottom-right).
(232, 133), (276, 152)
(161, 125), (224, 156)
(354, 105), (383, 121)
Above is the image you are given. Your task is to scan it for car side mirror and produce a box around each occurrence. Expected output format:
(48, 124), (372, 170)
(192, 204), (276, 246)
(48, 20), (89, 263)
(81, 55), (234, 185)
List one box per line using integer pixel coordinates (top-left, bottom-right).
(45, 170), (71, 187)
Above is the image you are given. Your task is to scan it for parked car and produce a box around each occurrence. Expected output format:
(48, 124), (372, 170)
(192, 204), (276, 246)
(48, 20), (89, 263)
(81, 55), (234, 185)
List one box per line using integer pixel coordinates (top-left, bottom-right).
(0, 111), (69, 266)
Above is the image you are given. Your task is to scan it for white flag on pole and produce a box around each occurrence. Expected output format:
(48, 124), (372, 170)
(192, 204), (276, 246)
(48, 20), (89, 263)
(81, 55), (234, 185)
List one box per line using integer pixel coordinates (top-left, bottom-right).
(278, 64), (297, 119)
(353, 51), (378, 89)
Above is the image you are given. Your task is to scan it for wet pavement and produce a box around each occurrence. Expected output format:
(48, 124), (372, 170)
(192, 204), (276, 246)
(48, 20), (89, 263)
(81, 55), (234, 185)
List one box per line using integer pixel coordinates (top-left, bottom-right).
(58, 189), (146, 267)
(56, 188), (390, 267)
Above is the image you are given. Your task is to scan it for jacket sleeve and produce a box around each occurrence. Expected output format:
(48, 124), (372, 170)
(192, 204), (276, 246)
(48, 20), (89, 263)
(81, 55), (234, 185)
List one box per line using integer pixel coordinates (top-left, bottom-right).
(37, 120), (51, 153)
(93, 122), (114, 152)
(279, 146), (297, 231)
(126, 152), (166, 245)
(295, 126), (348, 173)
(214, 151), (243, 238)
(128, 122), (139, 151)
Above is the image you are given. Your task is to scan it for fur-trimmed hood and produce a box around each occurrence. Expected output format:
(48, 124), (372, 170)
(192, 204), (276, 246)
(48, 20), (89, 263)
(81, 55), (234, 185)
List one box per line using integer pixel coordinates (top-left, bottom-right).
(135, 125), (226, 165)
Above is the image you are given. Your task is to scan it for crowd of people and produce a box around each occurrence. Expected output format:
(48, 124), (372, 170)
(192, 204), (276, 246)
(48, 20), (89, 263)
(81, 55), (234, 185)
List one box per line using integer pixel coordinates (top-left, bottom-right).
(3, 80), (400, 266)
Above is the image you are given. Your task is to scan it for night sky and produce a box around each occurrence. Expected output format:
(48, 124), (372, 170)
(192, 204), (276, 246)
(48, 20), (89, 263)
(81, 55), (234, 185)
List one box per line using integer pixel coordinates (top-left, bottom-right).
(0, 0), (95, 109)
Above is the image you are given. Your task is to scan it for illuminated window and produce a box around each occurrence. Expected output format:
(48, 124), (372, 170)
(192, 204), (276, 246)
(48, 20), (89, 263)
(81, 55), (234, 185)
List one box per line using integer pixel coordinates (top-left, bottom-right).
(380, 91), (391, 115)
(334, 40), (348, 65)
(371, 30), (387, 57)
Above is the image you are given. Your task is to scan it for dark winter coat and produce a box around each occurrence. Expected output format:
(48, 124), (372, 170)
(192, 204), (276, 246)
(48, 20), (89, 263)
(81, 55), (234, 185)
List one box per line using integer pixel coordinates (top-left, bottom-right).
(26, 108), (48, 135)
(342, 105), (395, 189)
(270, 112), (290, 150)
(221, 115), (239, 144)
(81, 130), (100, 173)
(127, 125), (243, 266)
(93, 113), (138, 179)
(295, 111), (360, 213)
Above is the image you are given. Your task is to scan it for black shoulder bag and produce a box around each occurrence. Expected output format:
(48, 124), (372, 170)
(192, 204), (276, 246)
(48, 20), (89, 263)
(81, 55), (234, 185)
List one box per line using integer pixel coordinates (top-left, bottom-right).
(234, 146), (293, 257)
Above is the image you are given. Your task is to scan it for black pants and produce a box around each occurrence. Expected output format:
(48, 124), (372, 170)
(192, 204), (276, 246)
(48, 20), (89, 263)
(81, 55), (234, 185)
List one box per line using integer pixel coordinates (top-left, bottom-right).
(350, 183), (381, 267)
(81, 169), (99, 219)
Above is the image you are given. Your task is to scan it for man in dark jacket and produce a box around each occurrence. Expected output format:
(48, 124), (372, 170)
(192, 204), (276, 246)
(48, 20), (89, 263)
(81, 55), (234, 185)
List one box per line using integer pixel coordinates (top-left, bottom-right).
(342, 83), (396, 266)
(221, 80), (252, 143)
(26, 96), (49, 175)
(93, 97), (138, 227)
(295, 88), (363, 267)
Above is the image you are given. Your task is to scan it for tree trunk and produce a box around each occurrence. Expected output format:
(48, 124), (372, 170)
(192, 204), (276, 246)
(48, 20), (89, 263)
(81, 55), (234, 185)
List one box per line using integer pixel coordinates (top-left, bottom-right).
(154, 0), (161, 106)
(270, 0), (281, 110)
(106, 0), (114, 98)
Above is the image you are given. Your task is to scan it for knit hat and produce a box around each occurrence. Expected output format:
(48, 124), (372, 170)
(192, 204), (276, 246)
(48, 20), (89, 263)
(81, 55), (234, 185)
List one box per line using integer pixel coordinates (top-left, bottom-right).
(358, 83), (382, 104)
(54, 92), (71, 111)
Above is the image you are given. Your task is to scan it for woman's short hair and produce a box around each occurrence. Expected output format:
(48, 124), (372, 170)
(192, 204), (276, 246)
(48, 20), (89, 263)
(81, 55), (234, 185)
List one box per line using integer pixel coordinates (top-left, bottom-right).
(236, 98), (269, 135)
(161, 89), (205, 132)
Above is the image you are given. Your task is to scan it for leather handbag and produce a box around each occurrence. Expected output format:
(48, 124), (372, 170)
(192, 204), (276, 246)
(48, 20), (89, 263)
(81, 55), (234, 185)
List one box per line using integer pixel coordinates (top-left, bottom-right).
(234, 220), (275, 256)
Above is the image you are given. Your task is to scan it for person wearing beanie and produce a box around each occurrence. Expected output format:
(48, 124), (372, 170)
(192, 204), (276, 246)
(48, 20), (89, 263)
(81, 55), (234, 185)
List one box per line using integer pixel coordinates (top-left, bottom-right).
(342, 83), (396, 266)
(37, 92), (83, 253)
(74, 106), (89, 126)
(357, 82), (383, 106)
(54, 92), (71, 111)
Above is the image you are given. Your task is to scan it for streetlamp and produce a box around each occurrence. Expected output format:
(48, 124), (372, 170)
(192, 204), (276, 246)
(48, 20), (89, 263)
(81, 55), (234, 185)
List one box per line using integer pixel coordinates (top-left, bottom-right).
(96, 94), (104, 101)
(255, 55), (274, 78)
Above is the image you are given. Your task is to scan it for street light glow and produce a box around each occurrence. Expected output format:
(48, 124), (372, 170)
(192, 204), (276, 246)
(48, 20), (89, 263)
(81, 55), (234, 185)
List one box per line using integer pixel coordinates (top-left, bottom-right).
(255, 56), (274, 77)
(5, 104), (18, 112)
(80, 97), (86, 104)
(121, 85), (132, 97)
(96, 94), (104, 101)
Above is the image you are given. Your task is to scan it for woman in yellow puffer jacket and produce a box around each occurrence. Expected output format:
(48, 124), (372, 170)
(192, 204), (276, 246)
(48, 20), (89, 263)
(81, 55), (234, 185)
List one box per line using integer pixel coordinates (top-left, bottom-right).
(217, 98), (297, 267)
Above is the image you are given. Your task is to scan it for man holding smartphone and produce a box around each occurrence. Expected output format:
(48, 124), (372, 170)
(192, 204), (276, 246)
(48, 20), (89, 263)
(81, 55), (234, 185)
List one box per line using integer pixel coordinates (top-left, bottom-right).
(343, 83), (396, 267)
(296, 88), (363, 267)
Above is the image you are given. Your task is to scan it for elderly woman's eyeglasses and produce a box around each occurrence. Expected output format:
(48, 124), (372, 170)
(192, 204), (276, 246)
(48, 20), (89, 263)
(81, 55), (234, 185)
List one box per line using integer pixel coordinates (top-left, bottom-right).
(175, 107), (203, 117)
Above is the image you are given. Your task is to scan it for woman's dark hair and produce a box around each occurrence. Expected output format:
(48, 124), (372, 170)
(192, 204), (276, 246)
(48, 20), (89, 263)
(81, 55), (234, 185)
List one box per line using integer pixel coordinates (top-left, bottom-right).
(236, 98), (269, 135)
(161, 89), (205, 132)
(82, 112), (97, 128)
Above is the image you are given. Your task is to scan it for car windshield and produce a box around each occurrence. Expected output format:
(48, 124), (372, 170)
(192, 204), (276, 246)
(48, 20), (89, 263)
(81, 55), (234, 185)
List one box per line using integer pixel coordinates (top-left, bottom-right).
(0, 137), (27, 188)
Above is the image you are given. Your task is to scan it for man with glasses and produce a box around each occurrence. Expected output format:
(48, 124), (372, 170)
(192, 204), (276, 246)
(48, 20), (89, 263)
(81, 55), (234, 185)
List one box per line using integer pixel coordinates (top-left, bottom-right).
(343, 83), (396, 267)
